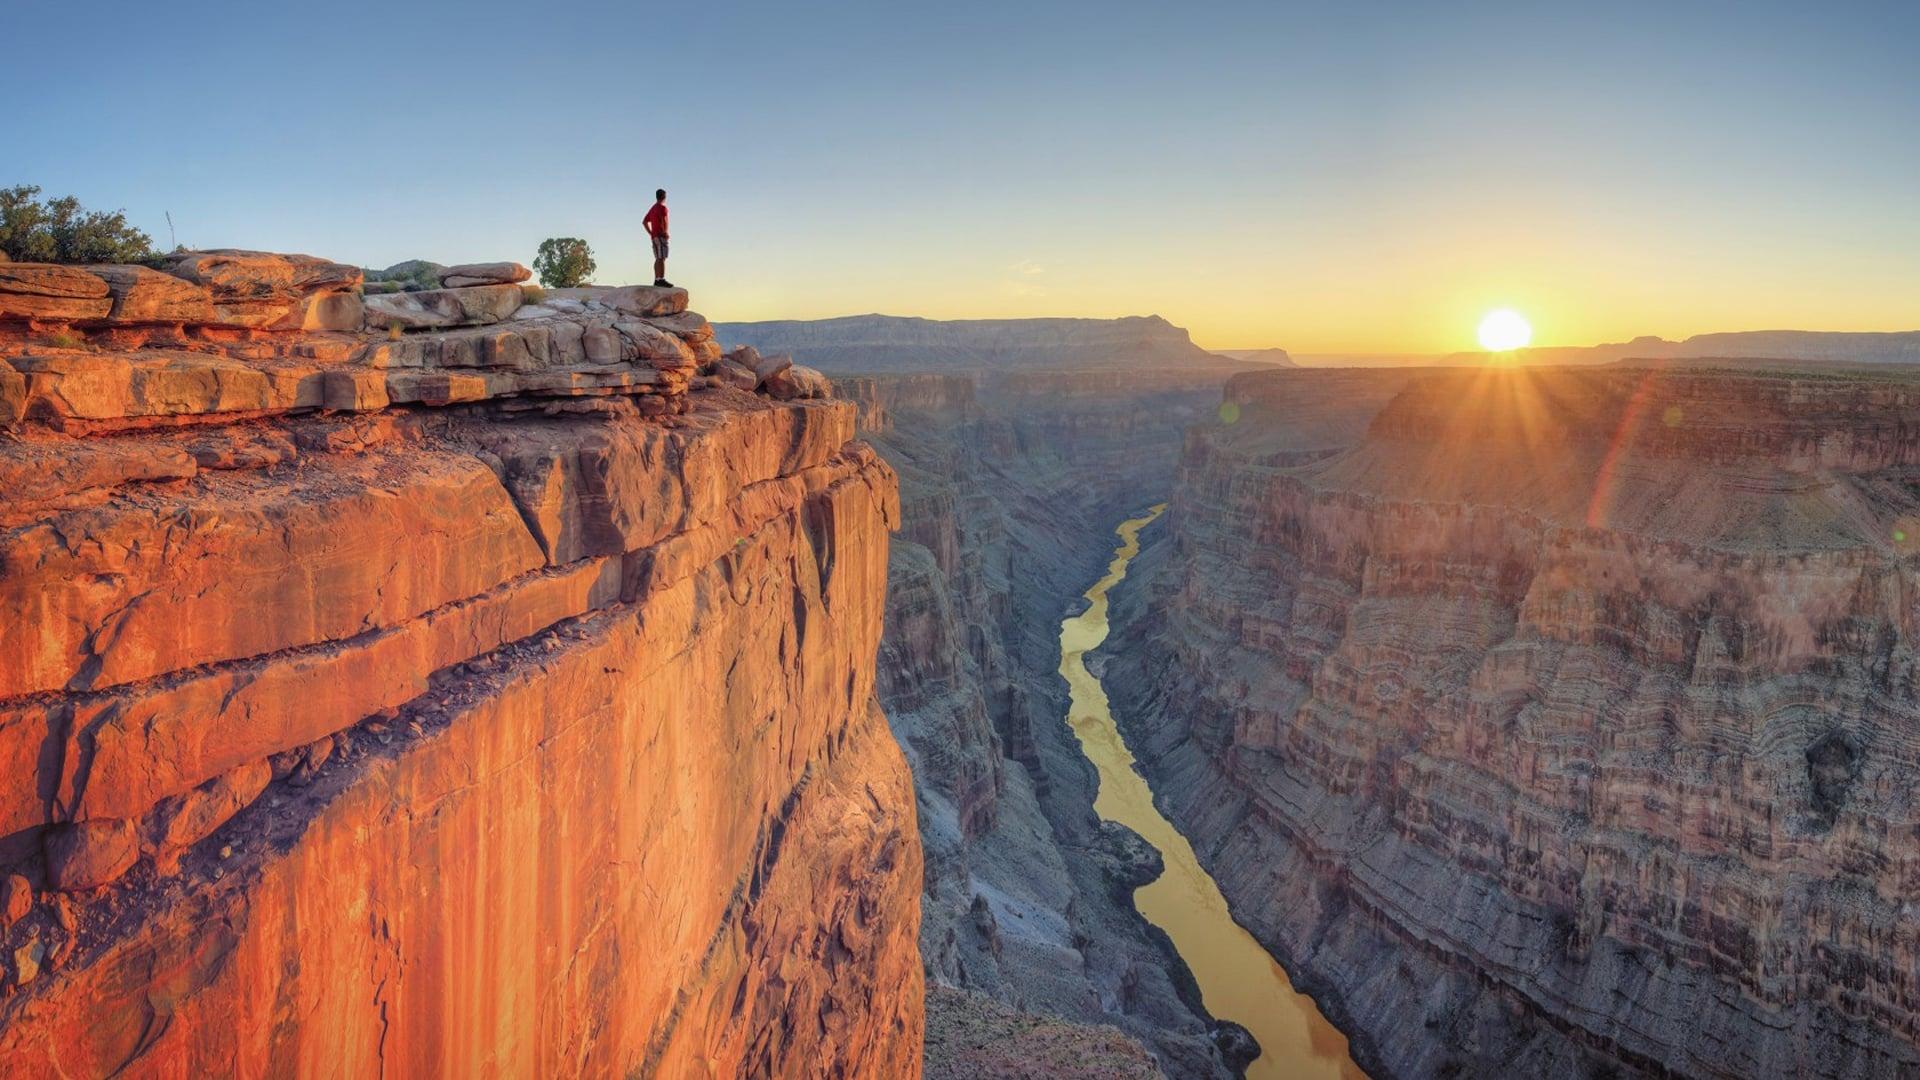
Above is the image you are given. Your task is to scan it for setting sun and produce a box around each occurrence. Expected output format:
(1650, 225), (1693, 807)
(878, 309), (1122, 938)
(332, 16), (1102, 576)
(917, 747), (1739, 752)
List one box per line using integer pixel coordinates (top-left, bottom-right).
(1477, 309), (1533, 352)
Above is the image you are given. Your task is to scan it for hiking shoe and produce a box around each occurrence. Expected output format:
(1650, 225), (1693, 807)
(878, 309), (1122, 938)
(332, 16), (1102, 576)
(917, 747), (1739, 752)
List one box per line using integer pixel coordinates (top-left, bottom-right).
(654, 279), (674, 288)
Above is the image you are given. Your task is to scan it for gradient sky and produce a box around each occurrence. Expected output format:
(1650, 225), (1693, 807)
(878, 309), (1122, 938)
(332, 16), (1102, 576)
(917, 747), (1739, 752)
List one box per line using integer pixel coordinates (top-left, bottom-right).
(9, 1), (1917, 352)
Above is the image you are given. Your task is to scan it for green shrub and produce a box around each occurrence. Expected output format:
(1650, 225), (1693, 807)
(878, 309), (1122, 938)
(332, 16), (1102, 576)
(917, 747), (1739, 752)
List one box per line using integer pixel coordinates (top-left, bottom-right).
(533, 237), (595, 288)
(0, 185), (155, 264)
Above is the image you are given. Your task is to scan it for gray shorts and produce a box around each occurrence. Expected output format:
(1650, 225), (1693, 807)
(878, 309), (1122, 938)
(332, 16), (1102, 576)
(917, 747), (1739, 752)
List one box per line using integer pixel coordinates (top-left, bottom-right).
(651, 235), (669, 260)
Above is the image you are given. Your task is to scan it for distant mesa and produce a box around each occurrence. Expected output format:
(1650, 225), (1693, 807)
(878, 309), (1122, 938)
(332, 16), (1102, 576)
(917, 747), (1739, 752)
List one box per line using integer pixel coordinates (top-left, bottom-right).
(713, 313), (1254, 375)
(1210, 347), (1296, 367)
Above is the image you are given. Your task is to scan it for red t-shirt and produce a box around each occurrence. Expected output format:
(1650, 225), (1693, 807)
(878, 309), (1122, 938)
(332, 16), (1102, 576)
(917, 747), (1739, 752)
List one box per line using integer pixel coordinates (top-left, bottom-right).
(643, 202), (668, 238)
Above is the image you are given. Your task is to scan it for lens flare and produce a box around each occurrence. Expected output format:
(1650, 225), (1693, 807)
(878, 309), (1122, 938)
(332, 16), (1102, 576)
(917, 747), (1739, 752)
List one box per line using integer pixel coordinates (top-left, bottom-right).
(1477, 309), (1533, 352)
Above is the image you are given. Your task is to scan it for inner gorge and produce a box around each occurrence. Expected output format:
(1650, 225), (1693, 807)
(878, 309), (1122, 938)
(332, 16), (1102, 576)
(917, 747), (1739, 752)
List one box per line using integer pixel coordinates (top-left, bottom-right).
(1061, 505), (1362, 1080)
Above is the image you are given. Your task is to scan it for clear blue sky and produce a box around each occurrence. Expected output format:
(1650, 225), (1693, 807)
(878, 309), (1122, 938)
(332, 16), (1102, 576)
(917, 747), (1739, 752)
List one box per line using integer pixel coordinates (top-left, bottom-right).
(9, 0), (1918, 351)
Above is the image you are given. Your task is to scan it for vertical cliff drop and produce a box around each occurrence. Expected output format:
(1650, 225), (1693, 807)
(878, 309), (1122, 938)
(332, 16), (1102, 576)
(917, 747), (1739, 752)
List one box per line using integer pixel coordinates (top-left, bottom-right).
(0, 255), (923, 1076)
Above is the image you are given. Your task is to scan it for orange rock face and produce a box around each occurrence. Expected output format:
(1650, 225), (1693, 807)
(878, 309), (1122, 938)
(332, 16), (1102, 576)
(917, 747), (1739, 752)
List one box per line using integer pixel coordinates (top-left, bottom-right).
(0, 268), (922, 1078)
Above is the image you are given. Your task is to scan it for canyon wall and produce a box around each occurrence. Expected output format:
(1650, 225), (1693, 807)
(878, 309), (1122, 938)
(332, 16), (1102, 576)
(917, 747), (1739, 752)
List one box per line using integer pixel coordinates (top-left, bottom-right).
(0, 255), (922, 1077)
(838, 364), (1247, 1077)
(1105, 365), (1920, 1078)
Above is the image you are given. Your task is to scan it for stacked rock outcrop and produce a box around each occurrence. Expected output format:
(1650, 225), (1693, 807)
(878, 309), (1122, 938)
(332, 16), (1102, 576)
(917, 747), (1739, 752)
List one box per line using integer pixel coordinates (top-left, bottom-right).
(0, 252), (921, 1076)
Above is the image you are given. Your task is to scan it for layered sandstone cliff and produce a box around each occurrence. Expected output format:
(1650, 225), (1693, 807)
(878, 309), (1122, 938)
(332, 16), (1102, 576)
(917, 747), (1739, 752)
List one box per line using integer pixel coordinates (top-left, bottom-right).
(0, 254), (922, 1077)
(1105, 365), (1920, 1078)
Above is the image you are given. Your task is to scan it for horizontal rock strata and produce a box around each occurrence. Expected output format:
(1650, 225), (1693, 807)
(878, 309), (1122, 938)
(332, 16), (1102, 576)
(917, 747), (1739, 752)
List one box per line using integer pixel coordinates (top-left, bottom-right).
(1104, 365), (1920, 1078)
(0, 262), (920, 1077)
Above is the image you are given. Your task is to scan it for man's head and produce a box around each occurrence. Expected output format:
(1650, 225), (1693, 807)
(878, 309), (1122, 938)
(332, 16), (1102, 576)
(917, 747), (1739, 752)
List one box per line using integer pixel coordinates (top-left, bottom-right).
(655, 188), (666, 203)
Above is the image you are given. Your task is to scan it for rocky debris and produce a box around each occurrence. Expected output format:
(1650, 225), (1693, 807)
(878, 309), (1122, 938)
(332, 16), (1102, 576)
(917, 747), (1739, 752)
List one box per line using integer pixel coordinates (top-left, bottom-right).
(707, 345), (830, 401)
(0, 875), (30, 930)
(147, 759), (273, 874)
(440, 261), (530, 287)
(363, 283), (524, 330)
(44, 818), (140, 892)
(12, 935), (45, 987)
(924, 984), (1164, 1080)
(0, 263), (113, 321)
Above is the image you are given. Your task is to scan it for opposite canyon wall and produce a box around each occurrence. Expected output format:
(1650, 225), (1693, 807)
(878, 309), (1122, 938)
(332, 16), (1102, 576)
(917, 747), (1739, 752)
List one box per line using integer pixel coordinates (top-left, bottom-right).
(0, 255), (921, 1077)
(1106, 365), (1920, 1078)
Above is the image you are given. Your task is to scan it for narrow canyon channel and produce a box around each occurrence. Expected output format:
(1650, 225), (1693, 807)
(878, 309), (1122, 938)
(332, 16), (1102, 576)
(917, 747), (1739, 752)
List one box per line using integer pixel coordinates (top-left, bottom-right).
(1060, 506), (1367, 1080)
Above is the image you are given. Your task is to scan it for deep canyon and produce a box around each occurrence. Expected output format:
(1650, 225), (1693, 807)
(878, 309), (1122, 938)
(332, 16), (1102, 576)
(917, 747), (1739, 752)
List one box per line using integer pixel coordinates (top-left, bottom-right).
(7, 255), (1920, 1080)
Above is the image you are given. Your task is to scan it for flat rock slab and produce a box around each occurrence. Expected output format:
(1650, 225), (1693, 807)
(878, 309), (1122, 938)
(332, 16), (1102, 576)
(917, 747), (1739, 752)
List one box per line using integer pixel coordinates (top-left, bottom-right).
(440, 262), (530, 287)
(0, 264), (113, 321)
(160, 249), (362, 329)
(364, 284), (524, 330)
(87, 265), (215, 323)
(544, 285), (687, 318)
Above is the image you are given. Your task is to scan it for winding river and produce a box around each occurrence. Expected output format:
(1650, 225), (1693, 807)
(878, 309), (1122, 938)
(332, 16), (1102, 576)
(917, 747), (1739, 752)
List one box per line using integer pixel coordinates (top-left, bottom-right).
(1059, 505), (1366, 1080)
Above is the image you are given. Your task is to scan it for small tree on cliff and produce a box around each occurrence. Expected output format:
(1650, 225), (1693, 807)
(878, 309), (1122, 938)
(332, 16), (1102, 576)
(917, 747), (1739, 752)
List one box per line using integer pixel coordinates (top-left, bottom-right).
(533, 237), (595, 288)
(0, 185), (156, 264)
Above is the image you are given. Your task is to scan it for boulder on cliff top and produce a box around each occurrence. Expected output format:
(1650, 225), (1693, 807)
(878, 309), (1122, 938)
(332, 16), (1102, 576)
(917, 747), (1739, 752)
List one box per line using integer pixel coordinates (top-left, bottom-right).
(752, 350), (794, 382)
(363, 283), (524, 330)
(440, 262), (531, 287)
(161, 249), (361, 294)
(766, 363), (831, 401)
(158, 249), (362, 329)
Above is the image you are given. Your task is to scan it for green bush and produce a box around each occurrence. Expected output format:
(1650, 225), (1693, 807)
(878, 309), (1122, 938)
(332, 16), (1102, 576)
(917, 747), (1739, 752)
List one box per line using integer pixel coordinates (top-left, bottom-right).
(533, 237), (595, 288)
(0, 185), (155, 264)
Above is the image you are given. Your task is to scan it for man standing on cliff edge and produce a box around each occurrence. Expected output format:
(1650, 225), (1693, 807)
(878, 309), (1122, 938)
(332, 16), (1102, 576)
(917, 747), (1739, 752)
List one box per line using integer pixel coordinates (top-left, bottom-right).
(644, 189), (672, 288)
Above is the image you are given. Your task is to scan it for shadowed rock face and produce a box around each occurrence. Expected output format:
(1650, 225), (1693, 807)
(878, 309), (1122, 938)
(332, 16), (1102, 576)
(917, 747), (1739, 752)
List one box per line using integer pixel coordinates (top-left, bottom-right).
(0, 273), (922, 1077)
(842, 368), (1245, 1078)
(1104, 365), (1920, 1078)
